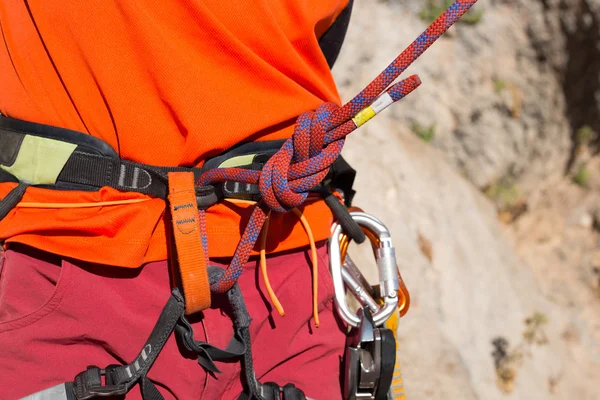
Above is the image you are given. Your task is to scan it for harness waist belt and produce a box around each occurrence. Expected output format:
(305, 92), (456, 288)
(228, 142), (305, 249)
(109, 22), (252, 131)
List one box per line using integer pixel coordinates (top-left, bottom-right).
(0, 115), (356, 206)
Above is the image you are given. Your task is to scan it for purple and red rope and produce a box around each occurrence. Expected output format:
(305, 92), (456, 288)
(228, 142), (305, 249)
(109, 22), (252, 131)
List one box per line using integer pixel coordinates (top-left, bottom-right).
(197, 0), (480, 293)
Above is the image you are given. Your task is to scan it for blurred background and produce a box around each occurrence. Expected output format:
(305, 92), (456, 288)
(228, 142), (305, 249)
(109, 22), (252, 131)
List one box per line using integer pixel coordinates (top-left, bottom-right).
(331, 0), (600, 398)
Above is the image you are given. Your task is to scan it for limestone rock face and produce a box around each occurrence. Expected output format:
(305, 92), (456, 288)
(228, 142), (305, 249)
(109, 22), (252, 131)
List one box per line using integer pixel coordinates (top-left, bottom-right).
(335, 0), (600, 193)
(331, 1), (600, 398)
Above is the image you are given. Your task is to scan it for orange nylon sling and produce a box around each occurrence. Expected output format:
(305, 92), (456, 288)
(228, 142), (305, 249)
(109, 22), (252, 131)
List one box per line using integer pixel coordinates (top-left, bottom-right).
(167, 172), (211, 314)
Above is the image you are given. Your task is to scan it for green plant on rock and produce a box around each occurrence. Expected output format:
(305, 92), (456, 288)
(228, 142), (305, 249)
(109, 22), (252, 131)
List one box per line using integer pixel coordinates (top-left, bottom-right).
(419, 0), (484, 25)
(573, 164), (590, 188)
(523, 312), (549, 346)
(411, 122), (436, 143)
(576, 125), (595, 147)
(493, 78), (507, 94)
(460, 8), (484, 25)
(485, 176), (520, 208)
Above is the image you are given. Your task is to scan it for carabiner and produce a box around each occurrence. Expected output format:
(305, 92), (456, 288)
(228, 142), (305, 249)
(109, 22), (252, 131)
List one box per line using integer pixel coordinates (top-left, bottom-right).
(338, 213), (410, 318)
(330, 212), (408, 327)
(341, 255), (380, 313)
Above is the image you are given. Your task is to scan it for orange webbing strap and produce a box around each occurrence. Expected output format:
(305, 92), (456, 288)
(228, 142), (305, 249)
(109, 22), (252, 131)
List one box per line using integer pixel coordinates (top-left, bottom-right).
(168, 172), (211, 314)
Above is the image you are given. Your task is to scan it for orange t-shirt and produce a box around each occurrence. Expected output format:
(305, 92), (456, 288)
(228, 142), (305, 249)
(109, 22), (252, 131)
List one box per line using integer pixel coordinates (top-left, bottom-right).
(0, 0), (349, 267)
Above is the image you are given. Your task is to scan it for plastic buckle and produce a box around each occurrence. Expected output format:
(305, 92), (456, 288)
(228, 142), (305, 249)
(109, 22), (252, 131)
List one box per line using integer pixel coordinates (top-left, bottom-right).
(260, 382), (306, 400)
(196, 185), (219, 209)
(73, 366), (128, 400)
(259, 382), (283, 400)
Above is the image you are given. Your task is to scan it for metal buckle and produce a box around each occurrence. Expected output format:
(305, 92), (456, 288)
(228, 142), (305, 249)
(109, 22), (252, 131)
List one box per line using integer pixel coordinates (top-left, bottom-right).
(73, 366), (128, 400)
(329, 211), (408, 327)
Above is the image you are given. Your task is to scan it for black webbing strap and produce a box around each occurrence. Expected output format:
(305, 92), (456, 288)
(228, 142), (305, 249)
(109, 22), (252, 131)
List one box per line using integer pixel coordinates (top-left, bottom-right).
(174, 266), (253, 373)
(70, 289), (185, 400)
(237, 382), (307, 400)
(175, 314), (246, 374)
(0, 115), (118, 158)
(0, 182), (28, 220)
(177, 266), (307, 400)
(54, 150), (358, 205)
(140, 376), (164, 400)
(57, 152), (190, 198)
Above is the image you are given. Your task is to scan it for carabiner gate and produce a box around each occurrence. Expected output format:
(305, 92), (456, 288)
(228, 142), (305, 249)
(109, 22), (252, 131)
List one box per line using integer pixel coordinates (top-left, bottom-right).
(330, 212), (409, 328)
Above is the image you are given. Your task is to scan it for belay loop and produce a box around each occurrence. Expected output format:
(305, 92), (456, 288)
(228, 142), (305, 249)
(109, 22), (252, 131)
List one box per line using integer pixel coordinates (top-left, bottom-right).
(197, 0), (479, 296)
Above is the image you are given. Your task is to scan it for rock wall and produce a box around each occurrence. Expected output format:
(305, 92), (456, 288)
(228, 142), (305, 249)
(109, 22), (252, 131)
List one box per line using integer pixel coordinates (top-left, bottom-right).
(335, 0), (600, 193)
(332, 1), (600, 398)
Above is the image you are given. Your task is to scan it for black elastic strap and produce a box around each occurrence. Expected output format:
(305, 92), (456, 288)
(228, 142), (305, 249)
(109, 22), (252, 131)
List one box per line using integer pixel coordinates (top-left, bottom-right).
(0, 182), (28, 220)
(218, 270), (264, 399)
(320, 189), (366, 244)
(71, 289), (185, 400)
(240, 325), (263, 399)
(200, 267), (307, 400)
(228, 275), (306, 400)
(174, 266), (257, 393)
(175, 315), (246, 373)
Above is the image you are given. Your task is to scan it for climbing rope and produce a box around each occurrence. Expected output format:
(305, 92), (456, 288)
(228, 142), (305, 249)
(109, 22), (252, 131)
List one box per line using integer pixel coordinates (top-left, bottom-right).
(196, 0), (479, 295)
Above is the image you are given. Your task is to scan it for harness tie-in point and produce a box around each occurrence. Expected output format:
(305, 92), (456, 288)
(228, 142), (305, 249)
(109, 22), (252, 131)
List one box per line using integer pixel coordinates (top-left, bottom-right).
(191, 0), (477, 323)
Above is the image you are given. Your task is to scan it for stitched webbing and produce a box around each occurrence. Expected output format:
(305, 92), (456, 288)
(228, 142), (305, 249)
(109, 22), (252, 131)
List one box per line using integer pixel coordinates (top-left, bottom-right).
(168, 172), (211, 314)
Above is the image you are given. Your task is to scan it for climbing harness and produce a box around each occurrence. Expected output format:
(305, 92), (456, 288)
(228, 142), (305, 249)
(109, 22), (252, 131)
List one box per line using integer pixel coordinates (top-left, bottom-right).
(3, 1), (479, 398)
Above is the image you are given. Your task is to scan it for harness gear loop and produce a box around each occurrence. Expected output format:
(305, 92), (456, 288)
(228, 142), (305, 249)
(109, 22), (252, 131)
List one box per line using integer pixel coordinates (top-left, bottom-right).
(167, 172), (211, 314)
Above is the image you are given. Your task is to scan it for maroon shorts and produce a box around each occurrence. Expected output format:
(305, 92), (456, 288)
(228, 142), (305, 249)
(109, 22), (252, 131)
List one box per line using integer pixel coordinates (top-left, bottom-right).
(0, 243), (346, 399)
